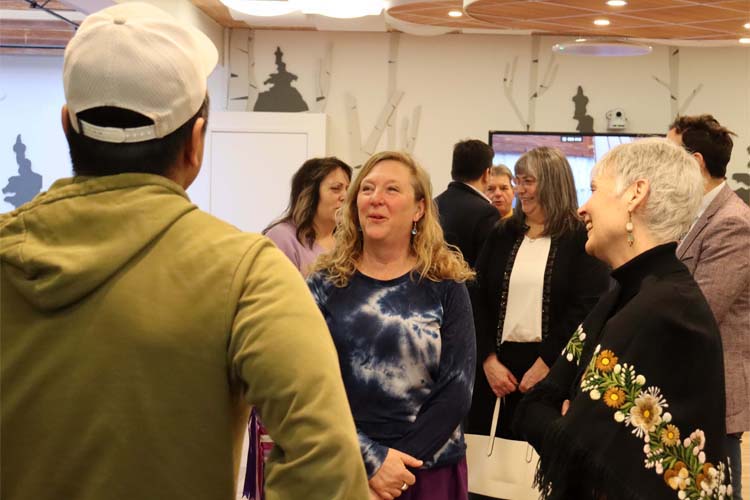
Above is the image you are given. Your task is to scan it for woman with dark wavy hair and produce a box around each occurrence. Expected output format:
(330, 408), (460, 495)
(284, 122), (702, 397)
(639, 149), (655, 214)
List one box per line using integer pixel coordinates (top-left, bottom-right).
(264, 156), (352, 276)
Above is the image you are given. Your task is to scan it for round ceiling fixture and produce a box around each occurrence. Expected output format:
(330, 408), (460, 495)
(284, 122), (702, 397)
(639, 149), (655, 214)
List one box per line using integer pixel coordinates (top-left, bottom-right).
(593, 19), (611, 26)
(606, 0), (627, 6)
(448, 10), (463, 18)
(553, 38), (653, 56)
(739, 38), (750, 44)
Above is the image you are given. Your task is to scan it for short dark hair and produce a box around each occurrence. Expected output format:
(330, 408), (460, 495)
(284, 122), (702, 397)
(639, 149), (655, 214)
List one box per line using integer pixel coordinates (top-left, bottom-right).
(264, 157), (352, 247)
(66, 95), (210, 177)
(669, 114), (735, 178)
(451, 139), (493, 182)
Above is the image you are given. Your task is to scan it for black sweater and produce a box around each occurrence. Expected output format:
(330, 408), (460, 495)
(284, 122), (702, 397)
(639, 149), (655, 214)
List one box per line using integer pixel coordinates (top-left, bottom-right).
(514, 244), (730, 500)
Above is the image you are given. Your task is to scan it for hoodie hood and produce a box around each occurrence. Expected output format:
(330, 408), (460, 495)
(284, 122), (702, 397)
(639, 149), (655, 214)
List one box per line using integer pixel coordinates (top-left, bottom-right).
(0, 173), (196, 311)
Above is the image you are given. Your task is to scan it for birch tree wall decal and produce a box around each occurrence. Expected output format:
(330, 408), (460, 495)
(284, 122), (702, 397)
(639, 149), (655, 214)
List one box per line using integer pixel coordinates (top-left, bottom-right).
(312, 43), (333, 113)
(227, 29), (259, 111)
(652, 47), (703, 120)
(502, 35), (558, 131)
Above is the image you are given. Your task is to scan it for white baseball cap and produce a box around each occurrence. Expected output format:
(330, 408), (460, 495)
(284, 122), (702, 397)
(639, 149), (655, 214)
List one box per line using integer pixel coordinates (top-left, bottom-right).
(63, 2), (218, 143)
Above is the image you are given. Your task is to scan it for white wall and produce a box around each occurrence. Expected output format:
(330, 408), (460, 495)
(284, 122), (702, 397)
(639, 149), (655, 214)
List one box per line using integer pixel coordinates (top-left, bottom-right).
(238, 30), (750, 194)
(0, 55), (69, 214)
(1, 29), (748, 216)
(0, 52), (227, 214)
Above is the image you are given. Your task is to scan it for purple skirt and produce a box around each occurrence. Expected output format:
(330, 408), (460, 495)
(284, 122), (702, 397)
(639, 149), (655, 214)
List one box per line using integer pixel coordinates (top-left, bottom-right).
(400, 458), (468, 500)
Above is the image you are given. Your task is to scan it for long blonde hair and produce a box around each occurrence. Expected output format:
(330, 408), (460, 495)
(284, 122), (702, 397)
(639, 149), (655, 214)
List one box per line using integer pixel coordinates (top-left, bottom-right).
(313, 151), (474, 287)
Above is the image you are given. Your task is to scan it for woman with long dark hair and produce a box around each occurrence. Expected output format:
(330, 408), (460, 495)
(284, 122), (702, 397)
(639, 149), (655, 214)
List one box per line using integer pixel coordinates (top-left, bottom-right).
(466, 148), (609, 500)
(265, 156), (352, 275)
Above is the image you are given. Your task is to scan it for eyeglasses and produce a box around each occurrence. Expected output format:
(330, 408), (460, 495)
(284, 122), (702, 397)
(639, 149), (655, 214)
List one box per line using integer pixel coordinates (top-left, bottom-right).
(513, 177), (537, 188)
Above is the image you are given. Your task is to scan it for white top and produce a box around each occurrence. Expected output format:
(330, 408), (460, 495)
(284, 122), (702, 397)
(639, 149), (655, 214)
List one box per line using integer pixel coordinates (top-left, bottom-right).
(501, 236), (552, 344)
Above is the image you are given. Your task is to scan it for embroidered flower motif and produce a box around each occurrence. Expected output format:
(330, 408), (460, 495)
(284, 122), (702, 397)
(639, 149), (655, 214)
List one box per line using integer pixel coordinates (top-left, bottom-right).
(604, 387), (626, 408)
(629, 392), (663, 436)
(664, 462), (690, 490)
(660, 424), (680, 446)
(595, 349), (618, 372)
(698, 463), (719, 492)
(582, 346), (729, 498)
(562, 324), (586, 365)
(690, 430), (706, 450)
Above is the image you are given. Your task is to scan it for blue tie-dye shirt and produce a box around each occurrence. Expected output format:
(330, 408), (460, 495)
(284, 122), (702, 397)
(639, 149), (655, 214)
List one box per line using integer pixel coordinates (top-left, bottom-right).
(307, 270), (476, 478)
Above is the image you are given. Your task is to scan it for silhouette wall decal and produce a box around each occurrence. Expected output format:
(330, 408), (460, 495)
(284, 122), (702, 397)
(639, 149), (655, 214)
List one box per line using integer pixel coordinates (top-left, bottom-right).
(572, 86), (594, 133)
(254, 46), (309, 112)
(3, 134), (42, 208)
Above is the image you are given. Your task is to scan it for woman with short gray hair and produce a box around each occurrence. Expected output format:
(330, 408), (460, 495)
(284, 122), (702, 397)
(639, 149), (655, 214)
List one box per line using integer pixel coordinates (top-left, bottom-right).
(515, 138), (732, 499)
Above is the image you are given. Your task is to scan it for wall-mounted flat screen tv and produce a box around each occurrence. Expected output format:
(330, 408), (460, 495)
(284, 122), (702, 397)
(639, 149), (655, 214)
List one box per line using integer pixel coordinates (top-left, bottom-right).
(489, 131), (657, 206)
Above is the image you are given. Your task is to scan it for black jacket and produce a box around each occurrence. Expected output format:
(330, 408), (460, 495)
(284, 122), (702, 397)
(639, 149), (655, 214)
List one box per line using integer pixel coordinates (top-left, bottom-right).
(514, 244), (730, 500)
(466, 219), (610, 436)
(473, 219), (610, 367)
(434, 182), (499, 269)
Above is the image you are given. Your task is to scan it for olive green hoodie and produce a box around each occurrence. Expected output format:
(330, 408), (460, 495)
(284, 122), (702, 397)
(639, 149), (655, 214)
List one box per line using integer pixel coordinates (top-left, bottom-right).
(0, 173), (369, 500)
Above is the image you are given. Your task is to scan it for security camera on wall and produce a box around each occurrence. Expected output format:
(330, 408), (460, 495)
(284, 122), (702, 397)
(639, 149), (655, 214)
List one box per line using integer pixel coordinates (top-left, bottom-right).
(606, 108), (628, 130)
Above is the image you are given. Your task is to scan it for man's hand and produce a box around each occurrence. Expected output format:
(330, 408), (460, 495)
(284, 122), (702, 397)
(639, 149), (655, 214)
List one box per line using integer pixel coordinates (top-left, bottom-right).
(518, 357), (549, 393)
(483, 355), (518, 397)
(368, 449), (422, 500)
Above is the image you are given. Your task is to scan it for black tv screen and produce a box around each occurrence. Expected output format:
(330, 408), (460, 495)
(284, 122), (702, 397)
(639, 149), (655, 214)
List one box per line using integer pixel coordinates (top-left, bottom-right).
(488, 131), (656, 205)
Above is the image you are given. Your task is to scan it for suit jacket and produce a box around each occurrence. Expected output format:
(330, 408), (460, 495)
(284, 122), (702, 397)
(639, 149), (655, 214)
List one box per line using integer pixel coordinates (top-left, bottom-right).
(677, 183), (750, 434)
(435, 181), (499, 269)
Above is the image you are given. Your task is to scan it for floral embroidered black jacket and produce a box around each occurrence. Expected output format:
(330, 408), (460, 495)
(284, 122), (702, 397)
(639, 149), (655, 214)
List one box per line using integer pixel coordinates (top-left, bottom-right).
(515, 243), (732, 500)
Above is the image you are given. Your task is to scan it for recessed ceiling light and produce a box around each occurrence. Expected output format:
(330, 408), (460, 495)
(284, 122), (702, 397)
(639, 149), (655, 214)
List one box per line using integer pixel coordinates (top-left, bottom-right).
(744, 22), (750, 30)
(607, 0), (627, 6)
(448, 10), (463, 18)
(740, 38), (750, 44)
(576, 38), (587, 42)
(594, 19), (611, 26)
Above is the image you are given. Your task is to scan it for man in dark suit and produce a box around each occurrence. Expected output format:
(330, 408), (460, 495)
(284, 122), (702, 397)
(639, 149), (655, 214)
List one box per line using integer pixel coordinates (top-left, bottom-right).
(435, 139), (500, 268)
(669, 115), (749, 500)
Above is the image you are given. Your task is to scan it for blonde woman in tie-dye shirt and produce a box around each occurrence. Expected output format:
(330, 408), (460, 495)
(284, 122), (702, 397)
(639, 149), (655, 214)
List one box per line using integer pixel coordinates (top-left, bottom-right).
(310, 151), (475, 500)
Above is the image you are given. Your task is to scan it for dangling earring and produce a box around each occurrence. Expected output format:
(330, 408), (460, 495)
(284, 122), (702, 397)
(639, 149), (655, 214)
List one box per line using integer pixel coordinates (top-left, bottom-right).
(411, 221), (418, 236)
(626, 211), (634, 246)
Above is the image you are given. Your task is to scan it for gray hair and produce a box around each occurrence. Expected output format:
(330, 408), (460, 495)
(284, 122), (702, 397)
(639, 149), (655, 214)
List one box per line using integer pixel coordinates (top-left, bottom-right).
(593, 138), (704, 244)
(490, 164), (513, 180)
(515, 147), (580, 238)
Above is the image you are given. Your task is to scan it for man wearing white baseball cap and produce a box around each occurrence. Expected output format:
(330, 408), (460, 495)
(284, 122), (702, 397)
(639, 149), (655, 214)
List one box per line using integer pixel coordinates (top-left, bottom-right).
(0, 4), (369, 500)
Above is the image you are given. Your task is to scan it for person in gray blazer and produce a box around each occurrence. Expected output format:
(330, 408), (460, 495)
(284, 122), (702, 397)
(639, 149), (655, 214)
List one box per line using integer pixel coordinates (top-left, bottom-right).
(668, 114), (750, 500)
